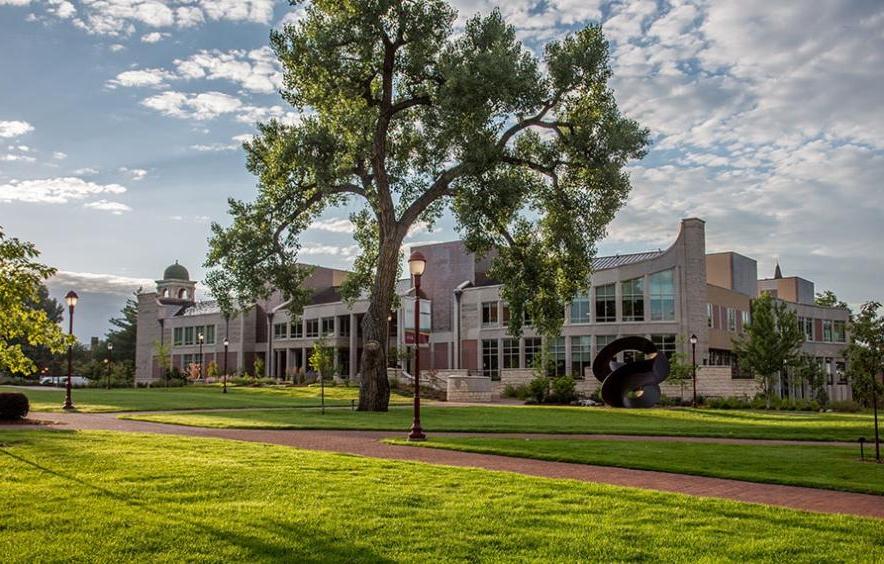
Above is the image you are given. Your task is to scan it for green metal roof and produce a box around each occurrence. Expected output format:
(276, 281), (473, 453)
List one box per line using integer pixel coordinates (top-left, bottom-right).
(163, 261), (190, 281)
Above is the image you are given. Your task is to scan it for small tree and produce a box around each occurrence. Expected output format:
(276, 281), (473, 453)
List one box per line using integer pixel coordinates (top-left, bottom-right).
(153, 340), (172, 386)
(206, 361), (220, 382)
(733, 293), (804, 408)
(310, 337), (336, 414)
(253, 357), (265, 381)
(792, 353), (828, 406)
(666, 345), (694, 404)
(845, 301), (883, 461)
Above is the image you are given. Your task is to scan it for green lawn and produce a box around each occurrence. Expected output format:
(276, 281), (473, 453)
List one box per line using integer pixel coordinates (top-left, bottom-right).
(386, 437), (884, 495)
(1, 430), (881, 562)
(124, 405), (875, 442)
(0, 384), (377, 413)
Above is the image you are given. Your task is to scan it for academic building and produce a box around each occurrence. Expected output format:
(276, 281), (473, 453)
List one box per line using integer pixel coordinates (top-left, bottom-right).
(135, 218), (852, 401)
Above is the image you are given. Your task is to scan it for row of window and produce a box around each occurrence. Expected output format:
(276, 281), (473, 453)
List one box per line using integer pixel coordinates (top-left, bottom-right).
(799, 317), (846, 343)
(274, 316), (352, 340)
(479, 334), (677, 380)
(173, 325), (215, 346)
(706, 304), (751, 333)
(481, 270), (677, 329)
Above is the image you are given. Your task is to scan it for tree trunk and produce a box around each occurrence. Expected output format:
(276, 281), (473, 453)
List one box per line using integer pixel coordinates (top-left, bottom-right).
(358, 235), (403, 411)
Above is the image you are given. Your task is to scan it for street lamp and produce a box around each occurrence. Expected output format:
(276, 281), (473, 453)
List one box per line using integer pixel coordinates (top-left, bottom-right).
(408, 250), (427, 441)
(223, 337), (229, 394)
(197, 333), (204, 381)
(62, 291), (78, 410)
(689, 333), (698, 407)
(106, 342), (113, 389)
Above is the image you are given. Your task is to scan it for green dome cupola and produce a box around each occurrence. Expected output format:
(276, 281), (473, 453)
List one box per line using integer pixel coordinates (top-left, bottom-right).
(163, 261), (190, 281)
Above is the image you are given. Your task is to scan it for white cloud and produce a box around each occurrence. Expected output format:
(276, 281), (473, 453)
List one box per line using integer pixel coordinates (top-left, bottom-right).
(0, 0), (32, 6)
(309, 218), (355, 234)
(73, 167), (99, 175)
(119, 167), (147, 180)
(107, 68), (174, 88)
(141, 90), (243, 120)
(52, 151), (67, 160)
(49, 270), (153, 296)
(83, 199), (132, 214)
(173, 47), (282, 93)
(0, 153), (36, 163)
(299, 243), (360, 260)
(109, 43), (125, 52)
(49, 0), (75, 18)
(0, 177), (126, 204)
(140, 31), (169, 43)
(0, 120), (34, 138)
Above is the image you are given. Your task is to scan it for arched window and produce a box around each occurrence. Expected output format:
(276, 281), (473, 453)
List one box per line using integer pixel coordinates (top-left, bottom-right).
(162, 289), (170, 298)
(178, 288), (189, 299)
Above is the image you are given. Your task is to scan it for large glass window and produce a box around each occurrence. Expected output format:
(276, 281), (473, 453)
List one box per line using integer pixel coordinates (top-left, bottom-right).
(481, 339), (499, 380)
(727, 308), (737, 332)
(305, 319), (319, 338)
(481, 301), (499, 327)
(549, 337), (566, 377)
(173, 327), (183, 346)
(651, 334), (677, 360)
(823, 320), (833, 342)
(596, 335), (617, 362)
(649, 270), (675, 321)
(502, 338), (520, 369)
(501, 304), (510, 326)
(273, 322), (287, 340)
(184, 326), (194, 346)
(707, 303), (713, 328)
(800, 317), (813, 341)
(595, 284), (616, 323)
(836, 360), (847, 384)
(524, 337), (542, 369)
(825, 357), (833, 385)
(321, 317), (335, 336)
(741, 310), (750, 331)
(338, 315), (350, 337)
(569, 292), (591, 324)
(291, 318), (303, 338)
(833, 320), (846, 342)
(204, 325), (215, 345)
(570, 336), (592, 379)
(621, 278), (644, 322)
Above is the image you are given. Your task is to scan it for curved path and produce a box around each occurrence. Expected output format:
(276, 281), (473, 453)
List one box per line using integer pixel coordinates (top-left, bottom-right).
(7, 411), (884, 519)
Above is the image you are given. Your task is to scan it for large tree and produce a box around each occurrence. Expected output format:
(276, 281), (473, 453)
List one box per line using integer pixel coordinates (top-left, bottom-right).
(206, 0), (648, 410)
(0, 227), (71, 375)
(845, 301), (884, 408)
(106, 293), (138, 366)
(733, 293), (805, 407)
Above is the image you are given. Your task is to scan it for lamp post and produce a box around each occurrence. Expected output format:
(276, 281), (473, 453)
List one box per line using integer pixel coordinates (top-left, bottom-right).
(223, 337), (229, 394)
(408, 250), (427, 441)
(62, 291), (78, 410)
(106, 342), (113, 389)
(689, 333), (698, 407)
(198, 333), (204, 381)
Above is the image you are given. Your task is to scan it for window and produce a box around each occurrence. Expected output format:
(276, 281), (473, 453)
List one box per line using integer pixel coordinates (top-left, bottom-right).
(649, 270), (675, 321)
(481, 339), (499, 380)
(204, 325), (215, 344)
(621, 277), (644, 322)
(570, 336), (592, 379)
(501, 304), (511, 326)
(173, 327), (183, 346)
(825, 357), (833, 385)
(523, 310), (533, 326)
(291, 318), (303, 338)
(338, 315), (350, 337)
(502, 338), (520, 369)
(651, 335), (677, 360)
(707, 303), (713, 328)
(273, 322), (287, 340)
(305, 319), (319, 338)
(833, 320), (846, 343)
(823, 320), (833, 342)
(800, 317), (813, 341)
(321, 317), (335, 336)
(569, 292), (591, 324)
(727, 308), (737, 332)
(596, 335), (617, 362)
(524, 337), (542, 369)
(549, 337), (566, 377)
(741, 310), (750, 331)
(595, 284), (616, 322)
(184, 326), (194, 346)
(481, 301), (499, 327)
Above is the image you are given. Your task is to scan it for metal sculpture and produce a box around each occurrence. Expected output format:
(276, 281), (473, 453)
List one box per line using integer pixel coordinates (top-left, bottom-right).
(591, 336), (670, 408)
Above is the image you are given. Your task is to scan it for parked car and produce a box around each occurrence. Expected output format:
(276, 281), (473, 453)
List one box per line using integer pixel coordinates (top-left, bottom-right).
(39, 376), (88, 387)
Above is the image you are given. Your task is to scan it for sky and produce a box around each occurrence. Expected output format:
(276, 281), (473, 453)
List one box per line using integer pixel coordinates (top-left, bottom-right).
(1, 0), (882, 340)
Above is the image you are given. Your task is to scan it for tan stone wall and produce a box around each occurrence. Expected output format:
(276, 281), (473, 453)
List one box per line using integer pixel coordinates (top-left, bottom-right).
(447, 375), (493, 402)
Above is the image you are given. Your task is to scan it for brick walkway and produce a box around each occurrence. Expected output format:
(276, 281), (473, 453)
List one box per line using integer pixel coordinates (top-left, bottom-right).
(7, 411), (883, 519)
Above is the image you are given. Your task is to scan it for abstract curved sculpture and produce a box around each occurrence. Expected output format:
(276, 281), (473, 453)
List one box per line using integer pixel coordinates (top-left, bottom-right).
(591, 336), (670, 408)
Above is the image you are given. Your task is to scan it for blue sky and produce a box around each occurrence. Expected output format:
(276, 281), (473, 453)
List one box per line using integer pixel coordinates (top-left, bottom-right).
(1, 0), (882, 340)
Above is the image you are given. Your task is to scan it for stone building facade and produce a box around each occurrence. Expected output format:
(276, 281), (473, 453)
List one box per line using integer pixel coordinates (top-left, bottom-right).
(135, 218), (852, 401)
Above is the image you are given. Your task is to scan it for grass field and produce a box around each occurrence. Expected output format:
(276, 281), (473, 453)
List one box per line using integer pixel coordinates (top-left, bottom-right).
(124, 405), (875, 442)
(386, 437), (884, 495)
(1, 430), (881, 562)
(0, 384), (391, 413)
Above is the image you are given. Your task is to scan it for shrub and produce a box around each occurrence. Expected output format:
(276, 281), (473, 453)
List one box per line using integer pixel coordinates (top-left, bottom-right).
(528, 376), (549, 404)
(0, 393), (29, 420)
(831, 400), (862, 413)
(503, 383), (531, 400)
(707, 396), (751, 409)
(549, 376), (577, 404)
